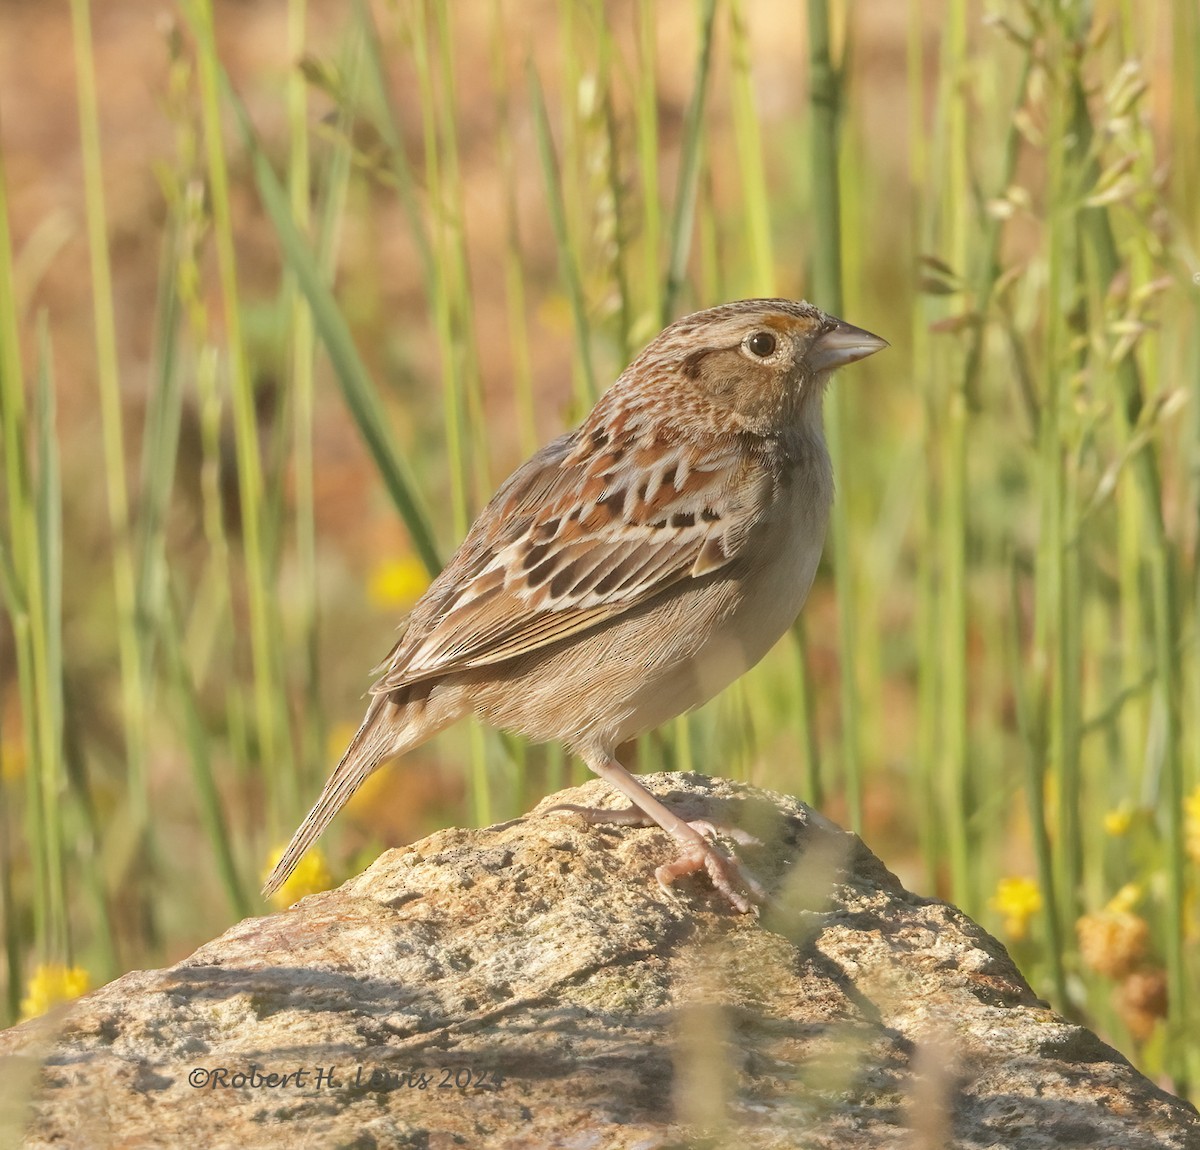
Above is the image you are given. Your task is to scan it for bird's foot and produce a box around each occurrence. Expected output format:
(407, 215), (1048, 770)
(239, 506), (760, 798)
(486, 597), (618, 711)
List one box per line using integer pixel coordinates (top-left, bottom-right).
(547, 802), (766, 912)
(654, 832), (767, 913)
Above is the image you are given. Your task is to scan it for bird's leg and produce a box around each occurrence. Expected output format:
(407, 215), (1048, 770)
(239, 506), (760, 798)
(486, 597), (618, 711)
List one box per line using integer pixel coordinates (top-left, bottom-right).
(546, 754), (766, 912)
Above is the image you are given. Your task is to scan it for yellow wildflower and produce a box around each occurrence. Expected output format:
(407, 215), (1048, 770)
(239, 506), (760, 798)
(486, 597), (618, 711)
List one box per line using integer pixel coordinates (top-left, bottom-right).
(990, 876), (1042, 942)
(367, 556), (430, 612)
(324, 721), (394, 819)
(345, 761), (396, 818)
(261, 844), (332, 909)
(325, 721), (358, 764)
(0, 737), (26, 783)
(20, 963), (91, 1020)
(1105, 883), (1143, 915)
(1185, 786), (1200, 865)
(1103, 805), (1132, 837)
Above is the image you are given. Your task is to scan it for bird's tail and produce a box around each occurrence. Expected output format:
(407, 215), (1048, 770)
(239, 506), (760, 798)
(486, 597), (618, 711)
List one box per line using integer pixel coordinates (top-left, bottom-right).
(261, 688), (450, 901)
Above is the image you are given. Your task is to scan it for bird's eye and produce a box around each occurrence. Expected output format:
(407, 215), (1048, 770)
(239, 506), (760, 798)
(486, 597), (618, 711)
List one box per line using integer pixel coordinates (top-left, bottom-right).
(747, 331), (777, 358)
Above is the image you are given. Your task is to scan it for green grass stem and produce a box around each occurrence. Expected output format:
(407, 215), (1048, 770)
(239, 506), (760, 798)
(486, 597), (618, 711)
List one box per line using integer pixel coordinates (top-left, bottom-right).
(69, 0), (152, 858)
(187, 0), (294, 822)
(662, 0), (717, 322)
(224, 71), (442, 578)
(528, 61), (598, 405)
(806, 0), (863, 833)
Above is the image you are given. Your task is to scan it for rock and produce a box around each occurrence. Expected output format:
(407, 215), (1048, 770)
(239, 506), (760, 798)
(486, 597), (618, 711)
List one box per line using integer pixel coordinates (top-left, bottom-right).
(1, 772), (1196, 1148)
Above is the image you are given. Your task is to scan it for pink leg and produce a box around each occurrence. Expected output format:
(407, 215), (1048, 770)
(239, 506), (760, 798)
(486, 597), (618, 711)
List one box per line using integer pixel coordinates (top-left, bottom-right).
(546, 753), (766, 912)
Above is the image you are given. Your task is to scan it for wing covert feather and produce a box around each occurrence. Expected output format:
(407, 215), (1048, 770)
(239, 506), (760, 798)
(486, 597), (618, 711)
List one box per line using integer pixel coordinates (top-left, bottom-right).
(372, 428), (775, 692)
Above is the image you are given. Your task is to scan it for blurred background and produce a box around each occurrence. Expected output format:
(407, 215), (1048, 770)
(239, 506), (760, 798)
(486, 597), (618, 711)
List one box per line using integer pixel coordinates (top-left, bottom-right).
(0, 0), (1197, 1097)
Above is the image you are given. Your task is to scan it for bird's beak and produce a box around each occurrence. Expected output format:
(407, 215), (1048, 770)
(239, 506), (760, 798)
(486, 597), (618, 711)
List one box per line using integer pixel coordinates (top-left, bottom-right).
(808, 319), (889, 373)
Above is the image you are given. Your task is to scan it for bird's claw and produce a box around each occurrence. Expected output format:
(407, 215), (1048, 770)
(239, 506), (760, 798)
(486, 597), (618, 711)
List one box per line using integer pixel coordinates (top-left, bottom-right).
(654, 830), (766, 914)
(547, 803), (766, 912)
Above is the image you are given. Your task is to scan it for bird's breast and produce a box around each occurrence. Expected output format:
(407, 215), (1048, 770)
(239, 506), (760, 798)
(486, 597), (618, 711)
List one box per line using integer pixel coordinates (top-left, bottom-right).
(709, 461), (832, 677)
(607, 454), (833, 743)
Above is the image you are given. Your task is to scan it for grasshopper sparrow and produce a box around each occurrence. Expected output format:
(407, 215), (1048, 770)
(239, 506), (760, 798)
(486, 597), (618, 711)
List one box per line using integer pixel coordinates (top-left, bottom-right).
(264, 299), (887, 912)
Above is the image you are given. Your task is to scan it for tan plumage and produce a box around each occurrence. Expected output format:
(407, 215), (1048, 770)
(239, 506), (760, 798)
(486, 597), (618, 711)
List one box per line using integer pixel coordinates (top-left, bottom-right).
(263, 299), (887, 911)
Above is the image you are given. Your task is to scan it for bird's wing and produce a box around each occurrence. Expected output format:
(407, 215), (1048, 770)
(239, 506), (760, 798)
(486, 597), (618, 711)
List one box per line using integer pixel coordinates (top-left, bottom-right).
(372, 427), (774, 692)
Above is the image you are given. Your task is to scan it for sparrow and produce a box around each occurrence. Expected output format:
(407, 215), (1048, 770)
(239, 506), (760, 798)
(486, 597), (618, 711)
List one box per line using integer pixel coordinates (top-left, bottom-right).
(263, 299), (887, 912)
